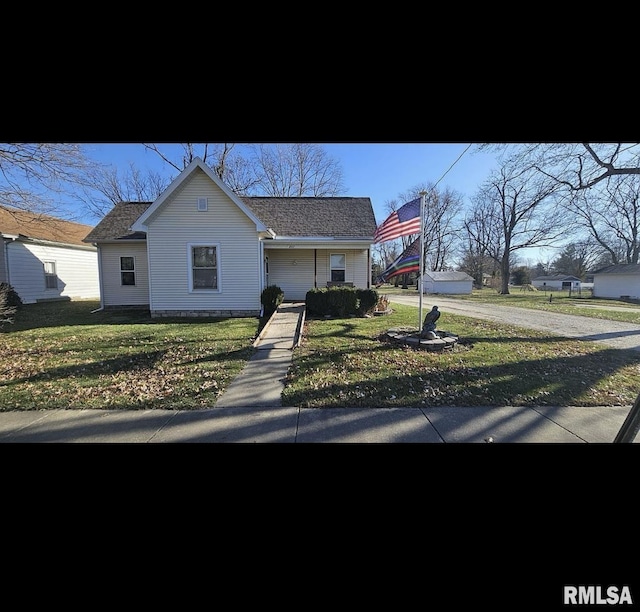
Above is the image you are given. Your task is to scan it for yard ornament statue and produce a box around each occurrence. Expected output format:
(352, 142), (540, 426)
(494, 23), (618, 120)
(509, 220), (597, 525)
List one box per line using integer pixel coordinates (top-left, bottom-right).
(421, 305), (440, 339)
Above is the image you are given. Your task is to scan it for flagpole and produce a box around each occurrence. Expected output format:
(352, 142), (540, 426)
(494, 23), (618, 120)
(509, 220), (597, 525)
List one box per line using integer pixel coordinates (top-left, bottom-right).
(418, 191), (426, 331)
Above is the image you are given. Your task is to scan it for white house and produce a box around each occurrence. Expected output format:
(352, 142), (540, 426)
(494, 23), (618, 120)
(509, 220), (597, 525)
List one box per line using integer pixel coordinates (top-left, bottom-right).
(1, 207), (99, 304)
(531, 274), (581, 291)
(83, 157), (377, 316)
(421, 271), (473, 294)
(592, 264), (640, 300)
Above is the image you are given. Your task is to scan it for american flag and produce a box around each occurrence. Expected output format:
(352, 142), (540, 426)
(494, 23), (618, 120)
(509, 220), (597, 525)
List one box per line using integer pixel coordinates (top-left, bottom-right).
(373, 197), (422, 243)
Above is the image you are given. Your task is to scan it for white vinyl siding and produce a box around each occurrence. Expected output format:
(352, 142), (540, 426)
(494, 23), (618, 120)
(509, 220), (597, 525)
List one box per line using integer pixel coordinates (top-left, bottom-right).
(421, 273), (473, 295)
(266, 249), (315, 301)
(593, 274), (640, 300)
(422, 280), (473, 294)
(6, 241), (99, 304)
(265, 248), (370, 301)
(100, 243), (149, 306)
(144, 168), (260, 312)
(0, 241), (7, 284)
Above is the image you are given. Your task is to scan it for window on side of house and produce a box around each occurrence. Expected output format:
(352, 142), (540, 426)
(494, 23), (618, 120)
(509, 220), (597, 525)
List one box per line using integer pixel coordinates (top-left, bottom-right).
(120, 256), (136, 286)
(189, 244), (219, 291)
(330, 253), (346, 282)
(44, 261), (58, 289)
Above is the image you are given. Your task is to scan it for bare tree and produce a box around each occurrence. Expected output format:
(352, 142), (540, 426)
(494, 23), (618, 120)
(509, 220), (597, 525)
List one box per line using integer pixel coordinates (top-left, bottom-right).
(466, 161), (566, 294)
(481, 143), (640, 191)
(74, 162), (171, 220)
(142, 143), (260, 194)
(462, 193), (506, 289)
(564, 176), (640, 265)
(143, 143), (341, 197)
(250, 144), (345, 196)
(0, 143), (98, 218)
(420, 184), (464, 271)
(142, 143), (225, 173)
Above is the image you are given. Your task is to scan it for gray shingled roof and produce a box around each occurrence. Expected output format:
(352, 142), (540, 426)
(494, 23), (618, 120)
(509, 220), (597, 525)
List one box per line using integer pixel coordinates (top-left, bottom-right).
(83, 202), (153, 242)
(425, 271), (474, 281)
(85, 197), (377, 242)
(533, 275), (581, 281)
(593, 264), (640, 275)
(241, 197), (377, 239)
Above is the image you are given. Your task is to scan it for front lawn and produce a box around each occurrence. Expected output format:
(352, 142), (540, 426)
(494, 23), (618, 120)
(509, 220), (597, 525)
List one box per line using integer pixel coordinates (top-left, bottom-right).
(0, 300), (260, 411)
(4, 299), (640, 412)
(283, 304), (640, 408)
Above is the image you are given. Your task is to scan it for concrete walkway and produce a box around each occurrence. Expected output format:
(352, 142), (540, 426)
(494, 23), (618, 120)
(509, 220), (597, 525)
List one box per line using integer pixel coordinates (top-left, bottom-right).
(213, 302), (305, 408)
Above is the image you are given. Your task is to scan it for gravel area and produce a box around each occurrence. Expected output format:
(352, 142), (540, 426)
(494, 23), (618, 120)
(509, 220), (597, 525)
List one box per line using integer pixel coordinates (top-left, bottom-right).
(389, 294), (640, 352)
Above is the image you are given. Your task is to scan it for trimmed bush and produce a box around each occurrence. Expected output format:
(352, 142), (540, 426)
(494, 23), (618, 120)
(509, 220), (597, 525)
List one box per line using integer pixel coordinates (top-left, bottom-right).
(326, 286), (358, 317)
(261, 285), (284, 317)
(305, 286), (376, 318)
(356, 288), (378, 316)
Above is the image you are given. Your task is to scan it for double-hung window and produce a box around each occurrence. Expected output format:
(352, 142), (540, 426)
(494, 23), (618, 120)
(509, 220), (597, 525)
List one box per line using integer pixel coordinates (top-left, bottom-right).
(120, 257), (136, 286)
(44, 261), (58, 289)
(330, 253), (346, 282)
(189, 244), (219, 291)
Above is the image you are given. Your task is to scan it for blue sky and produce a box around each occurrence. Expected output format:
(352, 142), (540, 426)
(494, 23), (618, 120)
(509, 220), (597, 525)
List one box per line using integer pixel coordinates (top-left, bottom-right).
(82, 142), (498, 226)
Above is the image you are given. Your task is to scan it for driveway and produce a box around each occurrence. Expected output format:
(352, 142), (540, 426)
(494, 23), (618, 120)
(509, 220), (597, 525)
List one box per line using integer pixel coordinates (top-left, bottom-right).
(389, 294), (640, 352)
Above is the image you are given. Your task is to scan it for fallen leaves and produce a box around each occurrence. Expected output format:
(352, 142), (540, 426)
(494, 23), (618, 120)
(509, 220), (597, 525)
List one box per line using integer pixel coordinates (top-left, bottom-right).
(283, 306), (640, 408)
(1, 319), (256, 410)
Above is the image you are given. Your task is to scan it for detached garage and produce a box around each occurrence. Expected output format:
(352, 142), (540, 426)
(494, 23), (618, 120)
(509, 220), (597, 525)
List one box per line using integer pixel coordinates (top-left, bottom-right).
(592, 264), (640, 300)
(421, 271), (473, 295)
(531, 275), (581, 291)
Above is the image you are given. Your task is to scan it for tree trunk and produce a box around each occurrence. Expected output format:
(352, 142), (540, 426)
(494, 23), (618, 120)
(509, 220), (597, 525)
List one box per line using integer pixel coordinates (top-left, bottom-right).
(499, 253), (510, 294)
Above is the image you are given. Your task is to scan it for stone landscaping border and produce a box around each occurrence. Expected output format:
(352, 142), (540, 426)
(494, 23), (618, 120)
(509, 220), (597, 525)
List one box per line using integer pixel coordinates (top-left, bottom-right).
(381, 326), (459, 351)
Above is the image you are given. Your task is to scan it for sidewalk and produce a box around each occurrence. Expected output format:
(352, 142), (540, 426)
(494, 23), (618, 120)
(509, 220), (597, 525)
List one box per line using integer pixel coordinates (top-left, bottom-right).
(0, 404), (634, 443)
(0, 301), (637, 442)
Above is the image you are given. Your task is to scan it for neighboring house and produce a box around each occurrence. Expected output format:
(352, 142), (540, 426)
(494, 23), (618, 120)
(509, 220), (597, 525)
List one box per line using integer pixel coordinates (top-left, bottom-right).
(592, 264), (640, 300)
(0, 207), (99, 304)
(421, 271), (474, 294)
(531, 275), (581, 291)
(83, 157), (377, 316)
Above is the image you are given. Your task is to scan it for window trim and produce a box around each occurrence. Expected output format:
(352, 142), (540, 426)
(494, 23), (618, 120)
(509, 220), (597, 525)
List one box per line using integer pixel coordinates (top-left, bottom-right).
(187, 242), (221, 293)
(43, 260), (58, 289)
(330, 252), (346, 282)
(120, 256), (136, 286)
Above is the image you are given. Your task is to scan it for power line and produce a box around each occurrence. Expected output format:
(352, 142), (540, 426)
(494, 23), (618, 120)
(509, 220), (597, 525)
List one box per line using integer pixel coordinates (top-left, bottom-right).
(432, 143), (473, 190)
